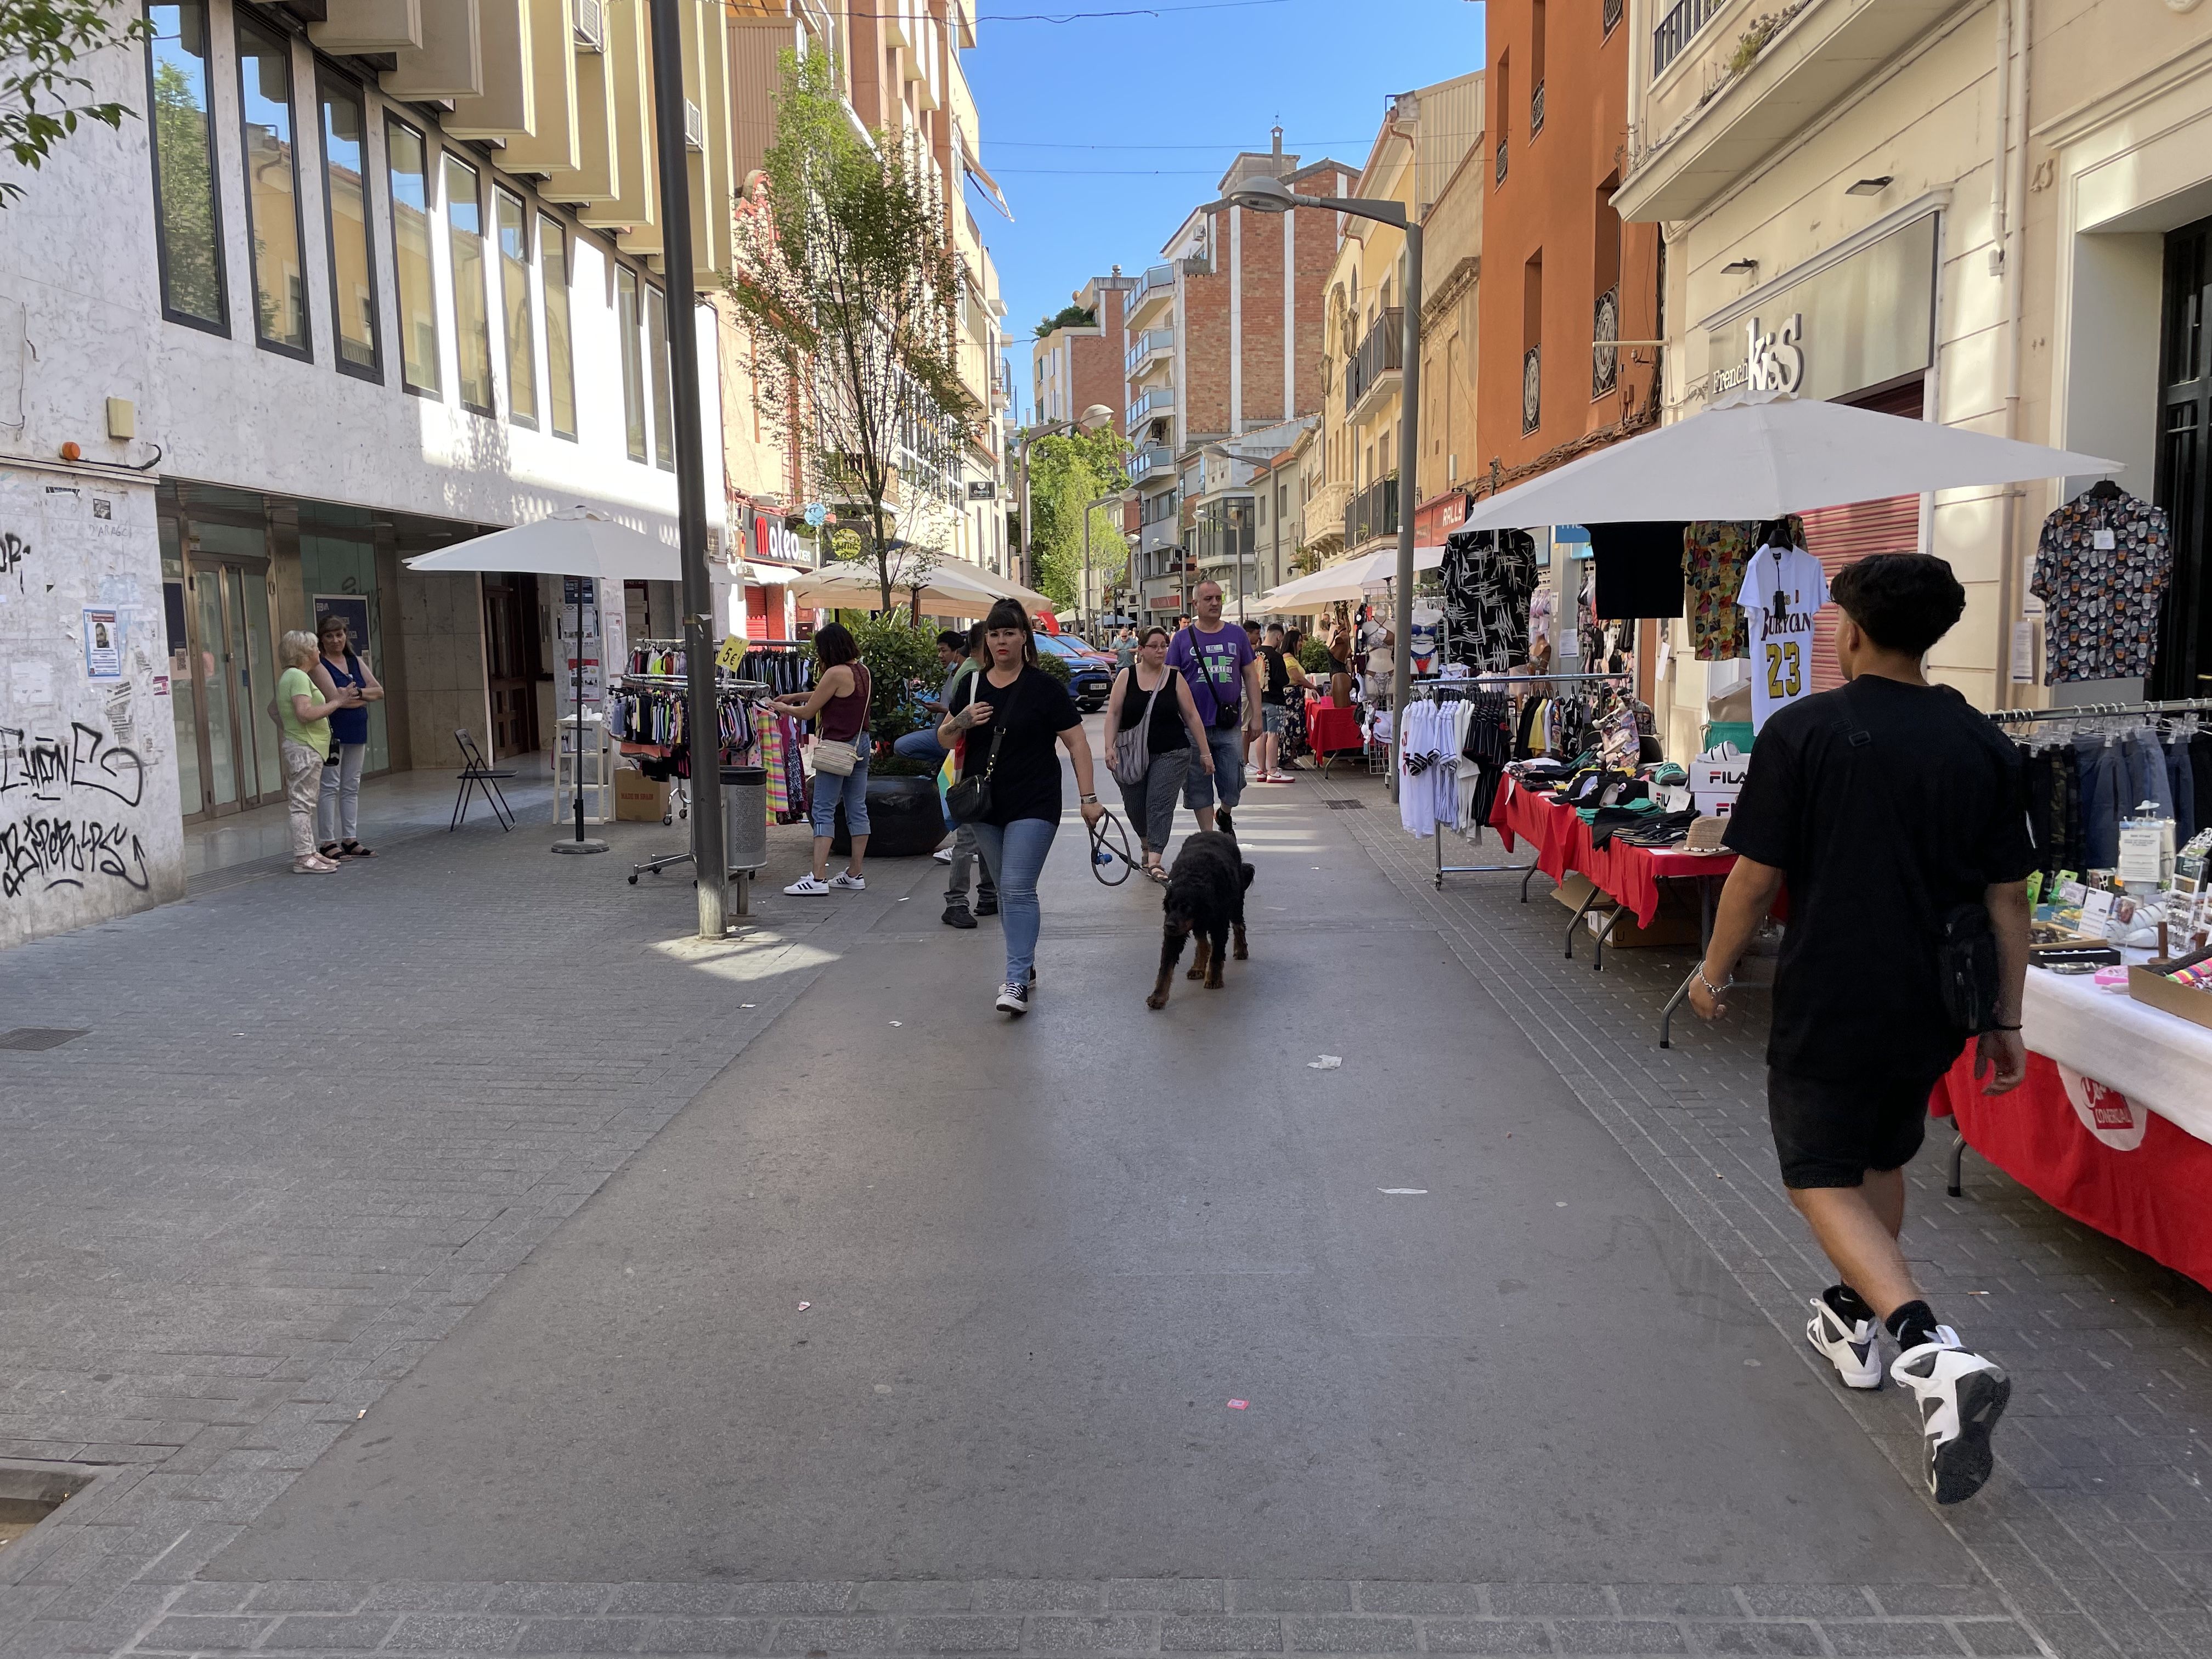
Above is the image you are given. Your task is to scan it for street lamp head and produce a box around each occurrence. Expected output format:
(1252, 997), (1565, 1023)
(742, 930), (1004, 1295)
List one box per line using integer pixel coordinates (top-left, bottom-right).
(1077, 404), (1114, 432)
(1223, 175), (1297, 215)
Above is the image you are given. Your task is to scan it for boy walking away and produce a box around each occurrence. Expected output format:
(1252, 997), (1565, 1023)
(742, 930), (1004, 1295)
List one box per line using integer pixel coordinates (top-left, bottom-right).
(1689, 554), (2035, 1505)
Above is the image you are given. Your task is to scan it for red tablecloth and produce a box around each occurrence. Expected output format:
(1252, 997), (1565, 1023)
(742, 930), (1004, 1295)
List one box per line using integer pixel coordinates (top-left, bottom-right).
(1936, 1045), (2212, 1293)
(1488, 775), (1740, 929)
(1304, 697), (1363, 755)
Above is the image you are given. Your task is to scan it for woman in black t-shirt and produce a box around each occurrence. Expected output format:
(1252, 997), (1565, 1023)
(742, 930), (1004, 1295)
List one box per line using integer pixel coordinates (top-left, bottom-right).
(936, 599), (1107, 1017)
(1103, 625), (1214, 881)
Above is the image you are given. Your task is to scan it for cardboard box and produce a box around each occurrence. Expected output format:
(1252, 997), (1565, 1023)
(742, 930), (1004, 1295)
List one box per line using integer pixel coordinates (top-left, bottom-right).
(1551, 871), (1702, 948)
(614, 770), (670, 821)
(1691, 752), (1751, 819)
(2128, 949), (2212, 1032)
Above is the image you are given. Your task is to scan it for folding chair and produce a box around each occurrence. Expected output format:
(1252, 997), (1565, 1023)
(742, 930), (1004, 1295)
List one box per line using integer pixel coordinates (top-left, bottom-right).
(451, 728), (517, 831)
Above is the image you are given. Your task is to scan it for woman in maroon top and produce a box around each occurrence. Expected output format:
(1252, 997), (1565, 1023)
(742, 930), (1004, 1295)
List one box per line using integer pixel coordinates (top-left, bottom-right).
(768, 622), (872, 895)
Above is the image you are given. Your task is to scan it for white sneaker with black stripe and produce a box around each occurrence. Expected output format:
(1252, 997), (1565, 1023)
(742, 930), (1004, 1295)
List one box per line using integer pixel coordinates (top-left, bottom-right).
(994, 980), (1031, 1015)
(1892, 1328), (2010, 1504)
(1806, 1296), (1883, 1390)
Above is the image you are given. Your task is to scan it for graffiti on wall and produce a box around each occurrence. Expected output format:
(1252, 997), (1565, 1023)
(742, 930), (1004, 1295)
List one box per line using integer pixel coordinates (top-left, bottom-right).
(0, 721), (151, 899)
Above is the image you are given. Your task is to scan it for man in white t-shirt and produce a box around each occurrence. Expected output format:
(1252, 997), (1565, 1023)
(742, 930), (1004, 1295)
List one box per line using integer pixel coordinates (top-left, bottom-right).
(1737, 534), (1830, 731)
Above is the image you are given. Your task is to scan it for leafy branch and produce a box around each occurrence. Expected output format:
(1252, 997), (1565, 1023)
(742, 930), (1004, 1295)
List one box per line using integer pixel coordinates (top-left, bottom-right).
(2, 2), (153, 207)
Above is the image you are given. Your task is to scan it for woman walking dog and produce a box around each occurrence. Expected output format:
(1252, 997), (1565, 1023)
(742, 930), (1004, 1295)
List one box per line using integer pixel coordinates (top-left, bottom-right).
(938, 600), (1105, 1016)
(1102, 626), (1212, 883)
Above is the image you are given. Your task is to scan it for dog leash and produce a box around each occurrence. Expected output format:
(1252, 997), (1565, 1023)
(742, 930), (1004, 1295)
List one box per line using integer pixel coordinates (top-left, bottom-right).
(1086, 805), (1137, 887)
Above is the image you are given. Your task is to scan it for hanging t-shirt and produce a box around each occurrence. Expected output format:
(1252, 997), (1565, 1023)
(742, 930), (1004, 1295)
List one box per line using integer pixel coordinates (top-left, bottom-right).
(2030, 489), (2174, 684)
(1737, 544), (1829, 732)
(1440, 528), (1539, 671)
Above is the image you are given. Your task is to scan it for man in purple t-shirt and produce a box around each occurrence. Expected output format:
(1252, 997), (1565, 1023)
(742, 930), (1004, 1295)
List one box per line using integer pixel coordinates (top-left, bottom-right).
(1165, 579), (1262, 831)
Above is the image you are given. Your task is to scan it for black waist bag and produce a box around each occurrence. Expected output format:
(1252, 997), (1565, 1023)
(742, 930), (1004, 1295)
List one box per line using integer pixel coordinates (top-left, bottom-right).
(1937, 901), (2002, 1036)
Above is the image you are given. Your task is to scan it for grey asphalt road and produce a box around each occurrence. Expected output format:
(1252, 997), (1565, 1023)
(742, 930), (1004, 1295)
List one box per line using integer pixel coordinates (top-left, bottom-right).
(209, 780), (1968, 1586)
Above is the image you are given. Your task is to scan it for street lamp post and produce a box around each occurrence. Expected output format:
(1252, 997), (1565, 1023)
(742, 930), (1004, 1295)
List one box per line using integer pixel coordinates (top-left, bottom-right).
(1017, 402), (1114, 602)
(1213, 174), (1421, 795)
(1080, 491), (1120, 639)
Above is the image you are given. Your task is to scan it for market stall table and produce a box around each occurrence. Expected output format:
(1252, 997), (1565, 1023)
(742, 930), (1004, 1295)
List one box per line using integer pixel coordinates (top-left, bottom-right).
(1934, 966), (2212, 1292)
(1303, 697), (1364, 774)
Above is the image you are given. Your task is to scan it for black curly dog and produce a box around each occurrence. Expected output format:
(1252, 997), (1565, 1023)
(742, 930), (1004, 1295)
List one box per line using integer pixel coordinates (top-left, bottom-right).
(1147, 810), (1255, 1010)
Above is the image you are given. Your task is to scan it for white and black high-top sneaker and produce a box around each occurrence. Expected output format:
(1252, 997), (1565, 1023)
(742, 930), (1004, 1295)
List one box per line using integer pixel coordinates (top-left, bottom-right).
(1891, 1328), (2010, 1504)
(1806, 1296), (1883, 1390)
(994, 980), (1031, 1015)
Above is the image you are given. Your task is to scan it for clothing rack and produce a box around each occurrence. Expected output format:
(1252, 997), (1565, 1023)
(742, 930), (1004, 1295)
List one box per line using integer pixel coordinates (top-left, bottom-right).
(1988, 697), (2212, 725)
(1415, 673), (1634, 888)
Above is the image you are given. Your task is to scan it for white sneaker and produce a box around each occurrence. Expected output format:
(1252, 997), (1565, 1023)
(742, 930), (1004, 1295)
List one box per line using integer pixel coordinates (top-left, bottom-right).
(1805, 1296), (1883, 1390)
(828, 872), (865, 890)
(783, 874), (830, 895)
(994, 980), (1031, 1015)
(933, 847), (954, 863)
(1891, 1327), (2011, 1504)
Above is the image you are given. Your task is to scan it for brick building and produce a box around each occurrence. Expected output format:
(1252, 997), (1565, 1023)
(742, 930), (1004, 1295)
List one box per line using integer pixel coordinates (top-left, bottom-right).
(1031, 272), (1135, 435)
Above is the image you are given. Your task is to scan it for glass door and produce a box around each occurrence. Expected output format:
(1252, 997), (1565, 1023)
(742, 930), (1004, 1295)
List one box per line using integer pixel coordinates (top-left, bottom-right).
(178, 558), (280, 815)
(228, 563), (282, 803)
(189, 562), (240, 811)
(2157, 218), (2210, 698)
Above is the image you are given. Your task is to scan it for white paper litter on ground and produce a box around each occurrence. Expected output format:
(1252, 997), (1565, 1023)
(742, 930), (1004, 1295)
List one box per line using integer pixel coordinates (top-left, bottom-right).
(1307, 1056), (1342, 1070)
(1378, 1188), (1427, 1195)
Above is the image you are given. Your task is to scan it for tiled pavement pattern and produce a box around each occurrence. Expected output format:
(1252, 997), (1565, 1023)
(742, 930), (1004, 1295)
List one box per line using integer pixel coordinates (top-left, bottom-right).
(112, 1578), (2034, 1658)
(0, 772), (2207, 1659)
(1312, 769), (2212, 1659)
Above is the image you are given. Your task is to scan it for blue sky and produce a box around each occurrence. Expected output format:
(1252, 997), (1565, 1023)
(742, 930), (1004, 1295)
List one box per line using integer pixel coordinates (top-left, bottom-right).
(961, 0), (1488, 425)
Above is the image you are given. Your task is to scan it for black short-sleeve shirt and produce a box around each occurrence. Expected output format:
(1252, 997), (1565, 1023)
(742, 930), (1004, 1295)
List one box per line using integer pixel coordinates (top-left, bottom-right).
(1722, 676), (2037, 1082)
(949, 664), (1081, 827)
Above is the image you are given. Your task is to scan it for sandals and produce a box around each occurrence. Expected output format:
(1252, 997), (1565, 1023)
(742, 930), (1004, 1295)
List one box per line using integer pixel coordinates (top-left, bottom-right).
(293, 855), (341, 874)
(319, 842), (344, 859)
(340, 839), (375, 857)
(1144, 863), (1170, 885)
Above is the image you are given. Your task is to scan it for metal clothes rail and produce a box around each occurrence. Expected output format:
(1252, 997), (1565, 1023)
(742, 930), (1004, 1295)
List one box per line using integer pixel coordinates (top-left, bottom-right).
(1408, 673), (1635, 888)
(1988, 697), (2212, 725)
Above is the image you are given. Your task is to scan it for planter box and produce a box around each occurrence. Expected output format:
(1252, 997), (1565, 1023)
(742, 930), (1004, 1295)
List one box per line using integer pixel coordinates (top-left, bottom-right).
(831, 772), (946, 858)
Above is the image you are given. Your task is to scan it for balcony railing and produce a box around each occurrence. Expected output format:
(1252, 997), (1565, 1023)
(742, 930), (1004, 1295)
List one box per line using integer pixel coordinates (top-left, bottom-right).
(1129, 262), (1175, 314)
(1128, 443), (1175, 484)
(1343, 477), (1400, 549)
(1495, 136), (1508, 186)
(1343, 308), (1404, 413)
(1127, 385), (1175, 430)
(1522, 346), (1542, 435)
(1652, 0), (1725, 76)
(1593, 287), (1620, 398)
(1530, 80), (1545, 137)
(1126, 326), (1174, 377)
(1604, 0), (1623, 33)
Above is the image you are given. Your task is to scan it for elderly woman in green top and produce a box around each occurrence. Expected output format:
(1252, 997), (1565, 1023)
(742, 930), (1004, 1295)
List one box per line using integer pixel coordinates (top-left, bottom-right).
(275, 629), (362, 874)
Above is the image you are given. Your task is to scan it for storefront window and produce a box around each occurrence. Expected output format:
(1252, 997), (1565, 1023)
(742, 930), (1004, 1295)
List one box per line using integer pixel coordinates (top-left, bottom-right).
(235, 15), (308, 356)
(318, 71), (379, 379)
(386, 119), (440, 396)
(496, 188), (538, 428)
(444, 155), (495, 416)
(144, 2), (225, 332)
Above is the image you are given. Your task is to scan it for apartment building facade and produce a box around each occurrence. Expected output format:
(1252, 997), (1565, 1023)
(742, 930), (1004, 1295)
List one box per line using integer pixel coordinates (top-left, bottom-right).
(1616, 0), (2212, 751)
(0, 0), (753, 949)
(1032, 272), (1133, 436)
(1126, 142), (1350, 620)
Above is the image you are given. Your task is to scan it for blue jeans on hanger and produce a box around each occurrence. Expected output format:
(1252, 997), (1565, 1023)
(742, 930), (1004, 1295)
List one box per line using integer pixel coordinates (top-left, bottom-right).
(2074, 736), (2125, 868)
(971, 816), (1057, 987)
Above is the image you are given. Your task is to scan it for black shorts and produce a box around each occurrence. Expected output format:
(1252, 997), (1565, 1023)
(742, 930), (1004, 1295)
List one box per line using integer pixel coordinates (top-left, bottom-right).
(1766, 1068), (1941, 1189)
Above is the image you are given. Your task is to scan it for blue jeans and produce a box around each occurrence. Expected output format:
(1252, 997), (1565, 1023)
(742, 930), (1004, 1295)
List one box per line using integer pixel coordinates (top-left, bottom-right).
(893, 728), (948, 766)
(970, 816), (1057, 986)
(1182, 726), (1245, 813)
(809, 746), (870, 838)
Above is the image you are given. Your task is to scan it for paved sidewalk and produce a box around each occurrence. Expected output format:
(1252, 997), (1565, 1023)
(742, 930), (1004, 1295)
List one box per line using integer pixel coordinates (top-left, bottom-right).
(2, 758), (2208, 1658)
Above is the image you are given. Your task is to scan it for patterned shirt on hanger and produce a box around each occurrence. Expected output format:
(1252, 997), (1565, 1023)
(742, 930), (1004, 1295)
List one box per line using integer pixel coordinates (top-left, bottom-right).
(2031, 490), (2173, 684)
(1682, 517), (1805, 661)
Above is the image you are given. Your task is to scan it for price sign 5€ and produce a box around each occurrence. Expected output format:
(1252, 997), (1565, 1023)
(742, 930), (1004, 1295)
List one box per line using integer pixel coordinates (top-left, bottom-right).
(715, 634), (749, 673)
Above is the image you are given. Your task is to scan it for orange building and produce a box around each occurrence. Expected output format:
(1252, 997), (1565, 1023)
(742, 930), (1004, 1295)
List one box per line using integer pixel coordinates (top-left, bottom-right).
(1474, 0), (1659, 499)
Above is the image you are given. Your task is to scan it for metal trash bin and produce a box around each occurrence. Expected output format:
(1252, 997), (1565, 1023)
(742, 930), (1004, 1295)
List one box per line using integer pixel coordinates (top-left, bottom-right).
(720, 765), (768, 874)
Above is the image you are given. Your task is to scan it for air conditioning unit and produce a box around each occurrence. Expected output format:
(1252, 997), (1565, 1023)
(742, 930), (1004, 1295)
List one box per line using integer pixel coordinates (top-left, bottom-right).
(573, 0), (605, 52)
(684, 100), (704, 153)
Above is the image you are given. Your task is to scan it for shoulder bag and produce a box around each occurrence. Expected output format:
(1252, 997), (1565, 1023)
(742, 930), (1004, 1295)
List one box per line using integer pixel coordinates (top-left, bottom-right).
(812, 664), (868, 777)
(946, 671), (1019, 825)
(1108, 667), (1168, 788)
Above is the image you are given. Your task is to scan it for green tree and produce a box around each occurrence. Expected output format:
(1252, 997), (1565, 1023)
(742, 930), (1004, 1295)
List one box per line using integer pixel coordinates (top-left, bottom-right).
(730, 49), (974, 613)
(2, 2), (152, 207)
(1024, 427), (1130, 614)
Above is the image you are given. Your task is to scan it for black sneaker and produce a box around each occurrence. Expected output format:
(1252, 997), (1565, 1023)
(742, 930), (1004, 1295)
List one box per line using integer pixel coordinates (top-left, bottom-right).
(994, 980), (1031, 1015)
(941, 904), (977, 929)
(975, 897), (999, 917)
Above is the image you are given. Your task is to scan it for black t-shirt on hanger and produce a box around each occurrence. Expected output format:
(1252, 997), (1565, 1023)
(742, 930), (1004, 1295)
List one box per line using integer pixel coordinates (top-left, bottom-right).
(949, 664), (1081, 827)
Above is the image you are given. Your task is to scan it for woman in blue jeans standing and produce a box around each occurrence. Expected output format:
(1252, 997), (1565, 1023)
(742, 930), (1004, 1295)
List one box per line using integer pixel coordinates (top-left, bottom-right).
(770, 622), (872, 895)
(938, 599), (1105, 1016)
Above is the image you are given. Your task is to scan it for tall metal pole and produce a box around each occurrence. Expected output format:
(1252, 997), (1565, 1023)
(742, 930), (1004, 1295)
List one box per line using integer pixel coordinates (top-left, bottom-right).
(1388, 221), (1423, 799)
(649, 0), (726, 936)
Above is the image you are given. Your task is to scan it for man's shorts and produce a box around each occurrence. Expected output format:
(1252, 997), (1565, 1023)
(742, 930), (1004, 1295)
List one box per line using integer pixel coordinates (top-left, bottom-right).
(1182, 726), (1245, 813)
(1261, 703), (1291, 737)
(1767, 1068), (1940, 1189)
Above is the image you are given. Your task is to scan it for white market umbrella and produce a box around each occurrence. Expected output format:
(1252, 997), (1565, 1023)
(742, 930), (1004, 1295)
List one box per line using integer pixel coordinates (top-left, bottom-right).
(1257, 543), (1444, 611)
(405, 510), (680, 854)
(1456, 388), (2122, 532)
(788, 558), (1043, 615)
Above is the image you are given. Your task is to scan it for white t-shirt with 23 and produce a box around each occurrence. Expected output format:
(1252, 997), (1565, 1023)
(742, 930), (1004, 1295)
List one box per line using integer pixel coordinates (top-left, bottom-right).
(1735, 545), (1830, 732)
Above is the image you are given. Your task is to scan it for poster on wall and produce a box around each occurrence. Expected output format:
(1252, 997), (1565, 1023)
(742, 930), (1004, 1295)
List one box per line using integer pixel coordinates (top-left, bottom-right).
(83, 607), (123, 679)
(313, 593), (372, 659)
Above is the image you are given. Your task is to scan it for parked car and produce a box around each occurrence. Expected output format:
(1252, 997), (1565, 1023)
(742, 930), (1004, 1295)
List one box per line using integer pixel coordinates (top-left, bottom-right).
(1034, 632), (1113, 712)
